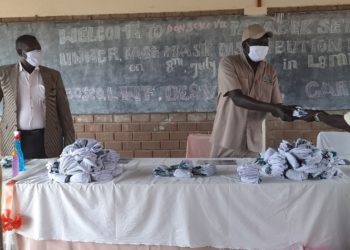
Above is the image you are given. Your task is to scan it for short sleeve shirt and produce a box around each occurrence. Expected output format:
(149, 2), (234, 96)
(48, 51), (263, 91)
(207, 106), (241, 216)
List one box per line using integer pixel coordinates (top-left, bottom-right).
(210, 53), (282, 152)
(344, 112), (350, 126)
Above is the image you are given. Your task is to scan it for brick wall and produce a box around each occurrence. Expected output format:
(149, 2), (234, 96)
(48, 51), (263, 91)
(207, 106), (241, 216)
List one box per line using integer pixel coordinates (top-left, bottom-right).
(73, 112), (342, 158)
(73, 112), (215, 158)
(0, 112), (339, 157)
(265, 114), (342, 149)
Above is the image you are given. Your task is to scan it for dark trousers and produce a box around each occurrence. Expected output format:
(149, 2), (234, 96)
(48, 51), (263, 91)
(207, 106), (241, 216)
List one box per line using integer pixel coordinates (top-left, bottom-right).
(19, 129), (47, 159)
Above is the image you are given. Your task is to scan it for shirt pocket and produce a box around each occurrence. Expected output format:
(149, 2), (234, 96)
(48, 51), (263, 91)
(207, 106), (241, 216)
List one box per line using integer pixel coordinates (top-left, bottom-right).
(257, 81), (273, 103)
(238, 77), (250, 94)
(35, 84), (46, 106)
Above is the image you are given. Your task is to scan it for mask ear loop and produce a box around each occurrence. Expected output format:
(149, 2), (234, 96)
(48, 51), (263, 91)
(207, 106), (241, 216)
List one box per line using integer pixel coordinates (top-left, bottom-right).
(241, 41), (249, 55)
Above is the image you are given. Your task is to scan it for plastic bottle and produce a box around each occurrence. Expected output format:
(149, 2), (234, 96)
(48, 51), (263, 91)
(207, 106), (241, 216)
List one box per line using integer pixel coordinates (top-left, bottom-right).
(12, 150), (19, 177)
(14, 131), (26, 171)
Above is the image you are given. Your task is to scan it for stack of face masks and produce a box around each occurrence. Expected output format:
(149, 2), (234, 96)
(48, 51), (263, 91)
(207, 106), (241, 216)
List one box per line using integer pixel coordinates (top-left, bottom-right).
(47, 138), (122, 183)
(238, 138), (343, 184)
(257, 138), (343, 181)
(153, 160), (216, 178)
(237, 163), (261, 184)
(0, 156), (13, 168)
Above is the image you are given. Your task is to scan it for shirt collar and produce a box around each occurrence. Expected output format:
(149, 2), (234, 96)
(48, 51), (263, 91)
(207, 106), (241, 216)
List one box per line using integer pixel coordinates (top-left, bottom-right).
(18, 62), (40, 72)
(239, 52), (253, 71)
(239, 52), (249, 66)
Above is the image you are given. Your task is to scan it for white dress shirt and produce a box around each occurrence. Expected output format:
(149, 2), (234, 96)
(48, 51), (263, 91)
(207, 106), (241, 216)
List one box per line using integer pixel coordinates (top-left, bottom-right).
(17, 63), (46, 130)
(345, 112), (350, 126)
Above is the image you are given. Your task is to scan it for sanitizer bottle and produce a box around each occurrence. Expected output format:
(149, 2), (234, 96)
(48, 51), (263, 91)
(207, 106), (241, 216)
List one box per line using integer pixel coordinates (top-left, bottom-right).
(14, 131), (26, 171)
(12, 150), (19, 177)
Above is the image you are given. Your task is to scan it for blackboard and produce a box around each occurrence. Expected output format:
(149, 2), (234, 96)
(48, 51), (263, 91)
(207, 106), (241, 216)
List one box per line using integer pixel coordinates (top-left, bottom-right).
(1, 9), (350, 114)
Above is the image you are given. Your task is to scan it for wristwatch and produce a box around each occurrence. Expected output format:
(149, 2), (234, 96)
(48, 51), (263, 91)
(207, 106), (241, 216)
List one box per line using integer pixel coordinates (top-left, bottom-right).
(314, 112), (321, 122)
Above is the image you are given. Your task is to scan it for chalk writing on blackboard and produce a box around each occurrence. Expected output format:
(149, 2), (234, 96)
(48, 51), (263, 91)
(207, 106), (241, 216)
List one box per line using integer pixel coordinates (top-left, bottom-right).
(1, 11), (350, 113)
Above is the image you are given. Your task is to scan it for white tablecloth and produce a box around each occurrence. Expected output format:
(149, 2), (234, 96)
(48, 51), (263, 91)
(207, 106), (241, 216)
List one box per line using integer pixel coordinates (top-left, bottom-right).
(2, 158), (55, 181)
(317, 131), (350, 159)
(7, 158), (350, 250)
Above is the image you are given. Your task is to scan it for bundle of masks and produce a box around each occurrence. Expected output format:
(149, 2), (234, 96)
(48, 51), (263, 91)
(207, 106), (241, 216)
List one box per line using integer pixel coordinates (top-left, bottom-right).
(0, 156), (12, 168)
(292, 106), (308, 118)
(47, 138), (122, 183)
(238, 138), (344, 184)
(153, 160), (216, 178)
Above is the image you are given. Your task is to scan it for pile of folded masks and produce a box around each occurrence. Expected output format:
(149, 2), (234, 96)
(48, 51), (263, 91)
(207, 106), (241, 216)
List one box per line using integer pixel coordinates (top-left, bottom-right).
(256, 138), (343, 181)
(237, 162), (261, 184)
(153, 159), (216, 178)
(0, 156), (13, 168)
(47, 138), (123, 183)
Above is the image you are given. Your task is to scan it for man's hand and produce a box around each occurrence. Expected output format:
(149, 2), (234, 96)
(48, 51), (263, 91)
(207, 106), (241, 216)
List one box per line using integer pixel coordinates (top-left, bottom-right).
(271, 104), (295, 121)
(299, 110), (324, 122)
(227, 90), (295, 122)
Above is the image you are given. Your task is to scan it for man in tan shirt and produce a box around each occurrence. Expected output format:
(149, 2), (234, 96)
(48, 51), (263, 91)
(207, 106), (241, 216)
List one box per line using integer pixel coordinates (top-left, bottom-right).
(210, 24), (294, 158)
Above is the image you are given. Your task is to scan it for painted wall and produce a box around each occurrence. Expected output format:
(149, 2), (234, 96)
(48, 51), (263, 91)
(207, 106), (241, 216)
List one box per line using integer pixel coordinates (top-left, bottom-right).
(1, 0), (350, 17)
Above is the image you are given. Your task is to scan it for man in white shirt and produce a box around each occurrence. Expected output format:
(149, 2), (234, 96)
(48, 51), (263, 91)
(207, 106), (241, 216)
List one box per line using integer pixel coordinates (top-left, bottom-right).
(0, 34), (75, 158)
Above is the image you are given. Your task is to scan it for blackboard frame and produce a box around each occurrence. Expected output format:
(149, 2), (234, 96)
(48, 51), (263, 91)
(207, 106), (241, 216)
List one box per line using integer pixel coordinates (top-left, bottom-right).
(0, 9), (244, 23)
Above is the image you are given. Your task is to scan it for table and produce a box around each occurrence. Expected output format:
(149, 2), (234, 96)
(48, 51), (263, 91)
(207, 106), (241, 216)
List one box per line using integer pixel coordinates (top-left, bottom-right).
(2, 158), (54, 181)
(186, 134), (211, 158)
(4, 158), (350, 250)
(316, 131), (350, 159)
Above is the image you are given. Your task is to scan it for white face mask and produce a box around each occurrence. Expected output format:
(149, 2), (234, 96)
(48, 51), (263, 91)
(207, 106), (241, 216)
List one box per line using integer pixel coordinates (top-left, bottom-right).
(24, 50), (42, 67)
(248, 46), (269, 62)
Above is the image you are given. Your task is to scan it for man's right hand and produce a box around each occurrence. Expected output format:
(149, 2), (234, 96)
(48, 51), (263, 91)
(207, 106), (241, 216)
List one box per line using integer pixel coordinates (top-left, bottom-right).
(299, 110), (325, 122)
(226, 90), (295, 122)
(271, 104), (295, 122)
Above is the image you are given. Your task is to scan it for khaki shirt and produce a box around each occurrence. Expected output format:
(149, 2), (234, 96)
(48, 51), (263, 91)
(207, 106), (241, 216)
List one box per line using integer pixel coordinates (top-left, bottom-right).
(210, 53), (282, 153)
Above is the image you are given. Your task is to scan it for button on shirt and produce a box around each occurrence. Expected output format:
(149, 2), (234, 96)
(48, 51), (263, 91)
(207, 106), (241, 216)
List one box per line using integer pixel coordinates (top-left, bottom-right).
(17, 63), (46, 130)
